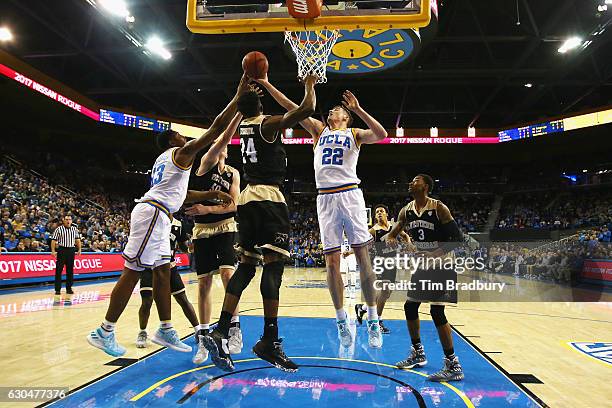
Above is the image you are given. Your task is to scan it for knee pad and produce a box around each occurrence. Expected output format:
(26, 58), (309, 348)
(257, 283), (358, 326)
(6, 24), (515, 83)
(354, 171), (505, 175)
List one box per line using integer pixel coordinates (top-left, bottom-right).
(430, 305), (448, 327)
(260, 261), (284, 300)
(226, 263), (256, 297)
(404, 301), (420, 321)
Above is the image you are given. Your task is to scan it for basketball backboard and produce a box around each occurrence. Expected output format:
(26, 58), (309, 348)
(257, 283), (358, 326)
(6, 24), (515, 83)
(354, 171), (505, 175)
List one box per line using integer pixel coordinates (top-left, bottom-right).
(187, 0), (431, 34)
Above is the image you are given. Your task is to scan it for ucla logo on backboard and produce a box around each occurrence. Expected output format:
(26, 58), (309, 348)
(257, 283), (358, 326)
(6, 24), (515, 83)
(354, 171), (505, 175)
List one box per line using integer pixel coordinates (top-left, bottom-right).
(568, 342), (612, 365)
(327, 29), (420, 75)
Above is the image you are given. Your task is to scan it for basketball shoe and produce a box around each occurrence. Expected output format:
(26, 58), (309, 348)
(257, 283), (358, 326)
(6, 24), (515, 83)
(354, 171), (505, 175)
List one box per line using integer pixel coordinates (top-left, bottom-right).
(151, 328), (191, 352)
(202, 329), (234, 371)
(427, 356), (464, 382)
(135, 330), (148, 348)
(396, 345), (427, 369)
(367, 320), (383, 348)
(87, 328), (126, 357)
(253, 337), (298, 372)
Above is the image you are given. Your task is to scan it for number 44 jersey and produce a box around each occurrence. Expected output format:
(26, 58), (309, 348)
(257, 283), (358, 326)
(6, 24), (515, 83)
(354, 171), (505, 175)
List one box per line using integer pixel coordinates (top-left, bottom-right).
(239, 115), (287, 186)
(313, 127), (361, 189)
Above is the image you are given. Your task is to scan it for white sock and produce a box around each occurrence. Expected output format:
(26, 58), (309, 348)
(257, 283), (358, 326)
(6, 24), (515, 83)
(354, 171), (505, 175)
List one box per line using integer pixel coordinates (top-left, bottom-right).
(335, 308), (347, 322)
(196, 323), (209, 332)
(160, 321), (173, 330)
(361, 304), (368, 312)
(230, 315), (240, 324)
(367, 306), (378, 322)
(100, 320), (115, 338)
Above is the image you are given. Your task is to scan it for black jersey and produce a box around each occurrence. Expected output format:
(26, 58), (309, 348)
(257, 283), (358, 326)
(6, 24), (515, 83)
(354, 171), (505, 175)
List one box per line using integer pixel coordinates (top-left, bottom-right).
(372, 223), (396, 256)
(239, 115), (286, 186)
(373, 224), (392, 242)
(190, 163), (236, 224)
(402, 198), (444, 251)
(170, 219), (188, 260)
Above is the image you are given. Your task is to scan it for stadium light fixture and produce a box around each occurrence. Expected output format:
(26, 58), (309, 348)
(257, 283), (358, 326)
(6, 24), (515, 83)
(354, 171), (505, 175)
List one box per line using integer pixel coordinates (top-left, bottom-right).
(0, 27), (13, 42)
(99, 0), (130, 18)
(558, 37), (583, 53)
(606, 0), (612, 4)
(524, 83), (533, 88)
(598, 4), (607, 12)
(146, 36), (172, 60)
(430, 127), (438, 137)
(396, 127), (404, 137)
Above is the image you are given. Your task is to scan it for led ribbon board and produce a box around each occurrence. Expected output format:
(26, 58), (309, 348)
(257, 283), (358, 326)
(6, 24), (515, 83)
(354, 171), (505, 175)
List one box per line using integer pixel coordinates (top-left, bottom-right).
(0, 63), (100, 121)
(99, 109), (170, 132)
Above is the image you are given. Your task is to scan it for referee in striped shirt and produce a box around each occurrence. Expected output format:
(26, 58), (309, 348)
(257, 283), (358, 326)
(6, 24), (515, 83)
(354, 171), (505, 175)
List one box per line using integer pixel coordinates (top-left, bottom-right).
(51, 215), (81, 295)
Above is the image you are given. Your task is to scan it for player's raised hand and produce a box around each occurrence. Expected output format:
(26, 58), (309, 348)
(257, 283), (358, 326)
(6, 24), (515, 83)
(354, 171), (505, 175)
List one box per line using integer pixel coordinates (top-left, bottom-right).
(253, 73), (269, 85)
(342, 90), (360, 112)
(236, 73), (250, 94)
(248, 83), (265, 98)
(303, 74), (318, 88)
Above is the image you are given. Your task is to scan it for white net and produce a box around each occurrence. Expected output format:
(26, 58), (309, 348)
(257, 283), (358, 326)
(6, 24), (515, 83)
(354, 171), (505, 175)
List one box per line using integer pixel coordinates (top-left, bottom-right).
(284, 29), (340, 83)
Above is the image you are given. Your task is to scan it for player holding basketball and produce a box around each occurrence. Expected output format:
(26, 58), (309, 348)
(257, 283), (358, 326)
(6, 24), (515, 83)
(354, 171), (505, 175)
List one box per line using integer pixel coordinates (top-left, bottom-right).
(135, 217), (199, 348)
(185, 114), (244, 364)
(386, 174), (464, 381)
(86, 75), (249, 357)
(355, 204), (411, 334)
(203, 75), (317, 372)
(257, 76), (387, 349)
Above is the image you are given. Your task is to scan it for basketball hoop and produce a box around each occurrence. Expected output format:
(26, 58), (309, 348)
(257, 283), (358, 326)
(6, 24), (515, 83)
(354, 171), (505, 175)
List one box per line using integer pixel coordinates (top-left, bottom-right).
(284, 29), (340, 83)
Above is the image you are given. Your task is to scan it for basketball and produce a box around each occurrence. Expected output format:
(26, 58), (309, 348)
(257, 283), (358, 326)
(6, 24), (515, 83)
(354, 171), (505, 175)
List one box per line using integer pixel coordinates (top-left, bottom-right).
(242, 51), (268, 79)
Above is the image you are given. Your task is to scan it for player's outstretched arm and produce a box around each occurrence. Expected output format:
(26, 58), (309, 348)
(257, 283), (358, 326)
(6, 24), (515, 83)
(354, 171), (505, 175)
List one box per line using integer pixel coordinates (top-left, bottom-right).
(196, 113), (242, 176)
(185, 169), (239, 216)
(261, 75), (317, 138)
(386, 207), (407, 246)
(256, 74), (324, 137)
(341, 90), (387, 145)
(175, 74), (249, 165)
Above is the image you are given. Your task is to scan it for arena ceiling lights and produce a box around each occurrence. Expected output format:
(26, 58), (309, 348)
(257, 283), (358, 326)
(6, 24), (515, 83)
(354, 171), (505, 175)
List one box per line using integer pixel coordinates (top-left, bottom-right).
(0, 27), (13, 42)
(557, 37), (584, 53)
(85, 0), (172, 61)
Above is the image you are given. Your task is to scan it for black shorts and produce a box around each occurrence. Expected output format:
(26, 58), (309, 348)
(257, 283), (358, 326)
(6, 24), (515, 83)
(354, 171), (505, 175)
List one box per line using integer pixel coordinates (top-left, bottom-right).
(238, 197), (290, 259)
(140, 267), (185, 296)
(407, 268), (457, 304)
(194, 232), (236, 276)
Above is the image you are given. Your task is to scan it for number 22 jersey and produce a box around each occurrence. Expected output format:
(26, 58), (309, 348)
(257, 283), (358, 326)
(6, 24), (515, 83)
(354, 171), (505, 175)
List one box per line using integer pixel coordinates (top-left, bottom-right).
(313, 127), (361, 189)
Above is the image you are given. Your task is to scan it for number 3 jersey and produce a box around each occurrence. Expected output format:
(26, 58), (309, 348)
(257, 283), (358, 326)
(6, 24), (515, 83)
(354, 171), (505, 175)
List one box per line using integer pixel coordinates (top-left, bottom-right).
(141, 147), (192, 213)
(239, 115), (286, 186)
(314, 127), (361, 189)
(401, 198), (444, 251)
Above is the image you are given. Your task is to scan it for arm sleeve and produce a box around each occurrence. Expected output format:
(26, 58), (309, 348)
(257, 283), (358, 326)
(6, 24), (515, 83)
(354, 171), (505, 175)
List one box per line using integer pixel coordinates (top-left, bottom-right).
(439, 220), (463, 253)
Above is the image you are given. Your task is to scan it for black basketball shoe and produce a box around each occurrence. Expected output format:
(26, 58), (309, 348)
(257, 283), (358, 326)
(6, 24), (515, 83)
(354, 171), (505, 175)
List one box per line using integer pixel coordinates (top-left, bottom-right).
(202, 329), (234, 372)
(354, 304), (366, 325)
(253, 338), (298, 372)
(379, 320), (391, 334)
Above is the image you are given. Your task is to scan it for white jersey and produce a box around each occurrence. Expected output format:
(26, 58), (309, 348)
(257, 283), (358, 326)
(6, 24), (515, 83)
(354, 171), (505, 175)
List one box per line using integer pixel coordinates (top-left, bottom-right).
(313, 127), (361, 189)
(141, 147), (192, 213)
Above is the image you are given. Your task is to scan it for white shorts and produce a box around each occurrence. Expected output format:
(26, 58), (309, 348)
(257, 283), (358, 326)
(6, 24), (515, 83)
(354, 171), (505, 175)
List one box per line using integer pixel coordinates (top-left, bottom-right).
(122, 202), (172, 271)
(317, 188), (373, 254)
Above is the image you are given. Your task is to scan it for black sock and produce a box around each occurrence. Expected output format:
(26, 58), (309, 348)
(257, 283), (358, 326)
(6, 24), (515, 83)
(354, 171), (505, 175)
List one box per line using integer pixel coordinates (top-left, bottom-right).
(412, 338), (422, 349)
(218, 311), (233, 337)
(443, 347), (455, 359)
(263, 317), (278, 341)
(230, 321), (240, 329)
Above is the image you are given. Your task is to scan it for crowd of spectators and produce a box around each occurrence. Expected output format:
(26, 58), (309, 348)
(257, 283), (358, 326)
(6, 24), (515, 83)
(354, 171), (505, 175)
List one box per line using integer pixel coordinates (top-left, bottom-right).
(481, 226), (611, 283)
(0, 157), (131, 253)
(496, 189), (612, 230)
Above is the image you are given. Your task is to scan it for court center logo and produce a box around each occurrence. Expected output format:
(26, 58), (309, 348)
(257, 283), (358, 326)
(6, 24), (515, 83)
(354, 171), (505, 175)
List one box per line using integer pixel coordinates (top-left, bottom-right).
(568, 342), (612, 366)
(327, 29), (420, 75)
